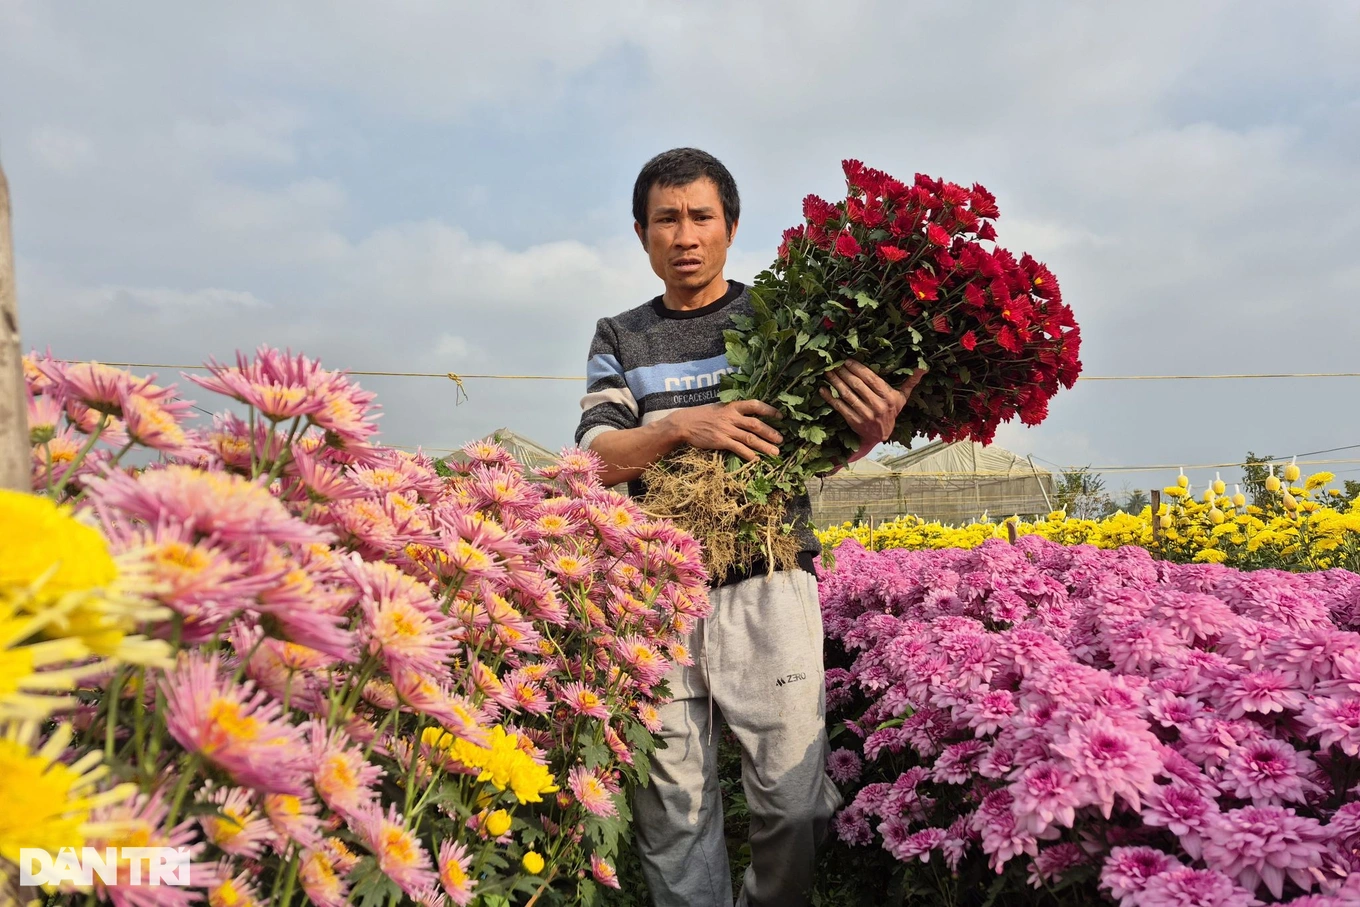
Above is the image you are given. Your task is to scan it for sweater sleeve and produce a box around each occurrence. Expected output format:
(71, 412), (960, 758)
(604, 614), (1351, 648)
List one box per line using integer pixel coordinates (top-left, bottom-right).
(574, 317), (640, 448)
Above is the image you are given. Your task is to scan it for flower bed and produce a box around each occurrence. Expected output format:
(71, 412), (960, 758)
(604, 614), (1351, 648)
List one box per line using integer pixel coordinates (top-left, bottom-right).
(9, 349), (709, 907)
(819, 471), (1360, 574)
(818, 536), (1360, 905)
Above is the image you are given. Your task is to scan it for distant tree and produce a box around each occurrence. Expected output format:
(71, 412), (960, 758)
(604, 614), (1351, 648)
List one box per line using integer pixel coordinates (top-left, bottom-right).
(1121, 488), (1150, 514)
(1344, 480), (1360, 505)
(1242, 451), (1281, 510)
(1055, 467), (1113, 520)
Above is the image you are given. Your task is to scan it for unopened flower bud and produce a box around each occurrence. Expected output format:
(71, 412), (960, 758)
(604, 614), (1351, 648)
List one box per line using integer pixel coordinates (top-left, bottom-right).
(1232, 492), (1246, 508)
(1212, 473), (1226, 496)
(1177, 470), (1189, 489)
(1203, 488), (1215, 503)
(1209, 508), (1224, 525)
(1158, 514), (1173, 529)
(1284, 460), (1301, 483)
(1265, 475), (1281, 493)
(1282, 492), (1298, 511)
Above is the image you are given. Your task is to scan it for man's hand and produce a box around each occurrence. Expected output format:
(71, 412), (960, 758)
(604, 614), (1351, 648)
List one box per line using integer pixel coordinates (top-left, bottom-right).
(820, 360), (927, 456)
(669, 399), (784, 462)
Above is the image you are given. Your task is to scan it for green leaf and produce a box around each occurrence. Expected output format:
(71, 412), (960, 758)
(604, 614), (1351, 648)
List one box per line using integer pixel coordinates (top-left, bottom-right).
(957, 366), (971, 384)
(854, 291), (880, 310)
(717, 388), (743, 403)
(581, 740), (610, 770)
(800, 425), (828, 444)
(432, 458), (455, 478)
(776, 392), (804, 406)
(726, 343), (749, 368)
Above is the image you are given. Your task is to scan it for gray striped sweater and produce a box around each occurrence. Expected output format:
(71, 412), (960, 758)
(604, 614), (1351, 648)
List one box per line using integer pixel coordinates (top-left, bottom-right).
(574, 280), (820, 580)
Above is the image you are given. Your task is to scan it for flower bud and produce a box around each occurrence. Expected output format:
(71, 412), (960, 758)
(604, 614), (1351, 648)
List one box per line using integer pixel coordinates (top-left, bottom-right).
(1265, 475), (1281, 493)
(1209, 507), (1224, 525)
(1203, 488), (1215, 503)
(1284, 458), (1301, 483)
(1212, 473), (1226, 496)
(1158, 514), (1172, 529)
(1177, 470), (1189, 489)
(485, 809), (513, 837)
(1282, 492), (1298, 511)
(1232, 492), (1246, 508)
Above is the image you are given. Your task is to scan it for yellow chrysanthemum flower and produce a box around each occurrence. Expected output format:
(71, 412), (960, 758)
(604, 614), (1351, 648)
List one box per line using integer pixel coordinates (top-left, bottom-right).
(0, 722), (136, 867)
(0, 491), (169, 667)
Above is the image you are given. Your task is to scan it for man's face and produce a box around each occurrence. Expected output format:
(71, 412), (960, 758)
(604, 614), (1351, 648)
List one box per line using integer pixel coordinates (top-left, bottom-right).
(635, 177), (737, 294)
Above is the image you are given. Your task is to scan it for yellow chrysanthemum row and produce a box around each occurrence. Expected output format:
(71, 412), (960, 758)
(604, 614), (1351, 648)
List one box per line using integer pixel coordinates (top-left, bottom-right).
(818, 470), (1360, 573)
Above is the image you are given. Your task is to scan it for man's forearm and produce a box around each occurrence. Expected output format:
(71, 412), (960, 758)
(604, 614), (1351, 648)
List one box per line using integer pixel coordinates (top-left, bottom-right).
(589, 419), (685, 487)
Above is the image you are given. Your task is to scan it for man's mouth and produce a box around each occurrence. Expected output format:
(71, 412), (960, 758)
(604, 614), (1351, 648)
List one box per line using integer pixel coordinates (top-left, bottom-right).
(673, 258), (702, 272)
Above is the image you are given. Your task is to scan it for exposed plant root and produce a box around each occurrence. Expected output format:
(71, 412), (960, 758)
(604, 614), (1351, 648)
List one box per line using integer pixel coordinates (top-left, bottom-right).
(638, 447), (801, 580)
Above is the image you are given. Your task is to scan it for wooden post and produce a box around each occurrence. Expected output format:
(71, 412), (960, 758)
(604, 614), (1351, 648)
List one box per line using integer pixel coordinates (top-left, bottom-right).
(1006, 520), (1017, 544)
(0, 160), (29, 492)
(1150, 489), (1162, 544)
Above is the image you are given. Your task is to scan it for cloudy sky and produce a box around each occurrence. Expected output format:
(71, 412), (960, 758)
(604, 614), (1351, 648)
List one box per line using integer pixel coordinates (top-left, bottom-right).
(3, 1), (1358, 496)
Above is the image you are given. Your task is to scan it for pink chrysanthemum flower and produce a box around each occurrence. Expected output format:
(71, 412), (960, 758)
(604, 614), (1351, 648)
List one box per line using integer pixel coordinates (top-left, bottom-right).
(122, 389), (195, 453)
(310, 722), (383, 821)
(461, 438), (518, 469)
(1010, 760), (1082, 835)
(265, 792), (324, 850)
(198, 785), (273, 858)
(569, 764), (620, 817)
(1201, 805), (1325, 899)
(1136, 867), (1261, 907)
(352, 804), (439, 898)
(1301, 694), (1360, 756)
(37, 359), (135, 415)
(90, 464), (328, 546)
(355, 561), (458, 675)
(614, 634), (669, 687)
(1143, 782), (1217, 860)
(90, 790), (216, 907)
(1221, 738), (1317, 805)
(207, 867), (264, 907)
(892, 826), (948, 863)
(560, 682), (611, 721)
(590, 853), (621, 890)
(1051, 714), (1161, 818)
(293, 446), (366, 502)
(503, 668), (551, 716)
(1222, 669), (1306, 719)
(636, 702), (662, 734)
(299, 847), (350, 907)
(162, 652), (310, 794)
(1099, 846), (1181, 902)
(437, 839), (477, 906)
(1026, 844), (1087, 889)
(827, 748), (863, 785)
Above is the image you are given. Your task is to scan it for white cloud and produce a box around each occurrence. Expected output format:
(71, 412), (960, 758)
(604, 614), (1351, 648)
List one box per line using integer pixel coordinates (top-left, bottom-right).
(76, 285), (268, 310)
(28, 125), (95, 172)
(171, 105), (303, 165)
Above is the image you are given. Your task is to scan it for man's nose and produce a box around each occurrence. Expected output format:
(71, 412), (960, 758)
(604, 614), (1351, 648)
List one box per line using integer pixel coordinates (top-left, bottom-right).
(672, 217), (700, 247)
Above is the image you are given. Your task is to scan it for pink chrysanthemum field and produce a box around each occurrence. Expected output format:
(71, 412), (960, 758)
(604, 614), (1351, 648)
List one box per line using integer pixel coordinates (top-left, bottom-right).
(817, 536), (1360, 905)
(9, 346), (703, 906)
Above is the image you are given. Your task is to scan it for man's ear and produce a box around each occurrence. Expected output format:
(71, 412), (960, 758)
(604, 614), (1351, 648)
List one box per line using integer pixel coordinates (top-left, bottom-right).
(727, 218), (739, 247)
(634, 221), (647, 249)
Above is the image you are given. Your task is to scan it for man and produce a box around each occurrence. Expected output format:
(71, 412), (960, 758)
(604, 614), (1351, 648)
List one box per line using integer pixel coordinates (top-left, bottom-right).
(574, 148), (922, 907)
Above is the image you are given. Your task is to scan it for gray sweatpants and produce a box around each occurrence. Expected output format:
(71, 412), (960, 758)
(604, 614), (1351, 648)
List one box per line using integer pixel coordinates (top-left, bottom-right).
(633, 569), (843, 907)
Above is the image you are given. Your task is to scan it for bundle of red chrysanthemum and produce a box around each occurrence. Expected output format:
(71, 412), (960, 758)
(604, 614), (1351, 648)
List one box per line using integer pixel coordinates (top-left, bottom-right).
(642, 160), (1082, 577)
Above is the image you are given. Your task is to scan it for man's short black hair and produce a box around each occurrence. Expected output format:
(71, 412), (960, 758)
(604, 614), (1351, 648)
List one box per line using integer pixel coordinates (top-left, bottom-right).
(632, 148), (740, 236)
